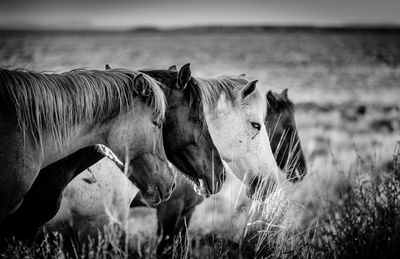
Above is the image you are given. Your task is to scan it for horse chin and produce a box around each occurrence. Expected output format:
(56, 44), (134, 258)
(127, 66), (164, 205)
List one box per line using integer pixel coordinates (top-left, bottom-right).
(194, 179), (211, 198)
(142, 189), (162, 207)
(181, 174), (210, 198)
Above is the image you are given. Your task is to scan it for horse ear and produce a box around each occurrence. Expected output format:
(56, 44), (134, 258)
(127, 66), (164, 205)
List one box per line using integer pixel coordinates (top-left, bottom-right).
(281, 88), (288, 100)
(241, 80), (258, 100)
(134, 74), (151, 97)
(177, 63), (191, 89)
(105, 64), (111, 70)
(238, 73), (246, 77)
(266, 91), (278, 106)
(168, 65), (177, 72)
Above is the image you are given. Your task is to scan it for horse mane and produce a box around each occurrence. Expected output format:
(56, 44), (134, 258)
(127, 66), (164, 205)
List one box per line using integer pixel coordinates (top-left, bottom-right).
(140, 69), (205, 121)
(193, 76), (249, 109)
(193, 75), (267, 119)
(0, 68), (166, 147)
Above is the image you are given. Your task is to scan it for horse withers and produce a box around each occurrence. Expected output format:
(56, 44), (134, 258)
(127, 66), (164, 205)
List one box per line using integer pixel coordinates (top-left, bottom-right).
(0, 68), (175, 227)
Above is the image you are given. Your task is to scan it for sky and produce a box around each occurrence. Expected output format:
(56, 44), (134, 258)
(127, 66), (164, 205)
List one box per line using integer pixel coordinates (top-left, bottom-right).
(0, 0), (399, 30)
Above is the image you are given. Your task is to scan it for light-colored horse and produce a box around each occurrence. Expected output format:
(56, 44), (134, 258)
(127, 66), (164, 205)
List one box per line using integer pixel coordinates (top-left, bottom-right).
(190, 72), (280, 198)
(0, 68), (174, 226)
(44, 157), (139, 239)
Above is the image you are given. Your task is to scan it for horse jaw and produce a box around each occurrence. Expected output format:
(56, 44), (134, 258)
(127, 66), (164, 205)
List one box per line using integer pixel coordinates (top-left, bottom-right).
(181, 174), (210, 198)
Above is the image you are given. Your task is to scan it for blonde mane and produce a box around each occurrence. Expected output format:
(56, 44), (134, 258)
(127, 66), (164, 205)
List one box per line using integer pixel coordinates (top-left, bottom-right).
(195, 76), (249, 107)
(193, 75), (266, 118)
(0, 68), (166, 147)
(194, 75), (248, 108)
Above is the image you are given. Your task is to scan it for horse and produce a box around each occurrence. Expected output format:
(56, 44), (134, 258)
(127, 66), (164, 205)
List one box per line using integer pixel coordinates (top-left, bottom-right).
(0, 68), (175, 227)
(192, 72), (279, 199)
(265, 89), (307, 182)
(140, 64), (226, 195)
(131, 88), (308, 255)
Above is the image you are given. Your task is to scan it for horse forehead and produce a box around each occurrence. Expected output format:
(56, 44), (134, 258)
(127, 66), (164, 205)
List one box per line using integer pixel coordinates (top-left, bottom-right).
(241, 98), (265, 118)
(168, 89), (187, 107)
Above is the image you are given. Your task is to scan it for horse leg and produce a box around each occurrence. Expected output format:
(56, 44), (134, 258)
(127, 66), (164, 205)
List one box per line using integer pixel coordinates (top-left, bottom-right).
(156, 199), (184, 256)
(168, 206), (197, 257)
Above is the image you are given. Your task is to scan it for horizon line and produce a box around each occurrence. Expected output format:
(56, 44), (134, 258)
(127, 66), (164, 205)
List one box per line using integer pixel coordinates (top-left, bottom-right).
(1, 23), (400, 32)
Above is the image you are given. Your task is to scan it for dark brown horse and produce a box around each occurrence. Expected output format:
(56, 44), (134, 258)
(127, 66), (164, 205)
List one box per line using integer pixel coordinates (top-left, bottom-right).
(140, 64), (226, 195)
(132, 88), (307, 256)
(265, 89), (307, 182)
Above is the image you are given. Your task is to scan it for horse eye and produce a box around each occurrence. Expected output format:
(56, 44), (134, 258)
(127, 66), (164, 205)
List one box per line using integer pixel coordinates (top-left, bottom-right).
(153, 121), (163, 128)
(251, 122), (261, 131)
(193, 118), (202, 124)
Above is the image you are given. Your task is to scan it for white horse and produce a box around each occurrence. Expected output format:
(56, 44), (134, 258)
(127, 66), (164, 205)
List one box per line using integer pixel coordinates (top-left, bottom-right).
(44, 157), (139, 239)
(189, 71), (280, 198)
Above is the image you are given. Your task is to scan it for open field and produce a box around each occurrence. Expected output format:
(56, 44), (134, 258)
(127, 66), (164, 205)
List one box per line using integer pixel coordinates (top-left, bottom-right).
(1, 29), (400, 258)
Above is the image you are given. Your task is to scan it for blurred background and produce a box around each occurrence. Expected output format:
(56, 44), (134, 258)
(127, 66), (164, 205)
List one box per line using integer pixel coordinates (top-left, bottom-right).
(1, 0), (400, 257)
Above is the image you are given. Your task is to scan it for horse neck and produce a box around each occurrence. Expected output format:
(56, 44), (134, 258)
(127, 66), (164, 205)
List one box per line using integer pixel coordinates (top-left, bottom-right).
(40, 122), (108, 168)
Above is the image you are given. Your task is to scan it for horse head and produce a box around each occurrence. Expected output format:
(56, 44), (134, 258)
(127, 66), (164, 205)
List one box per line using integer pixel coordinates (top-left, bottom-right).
(104, 72), (175, 205)
(198, 75), (279, 200)
(141, 64), (226, 196)
(265, 89), (307, 182)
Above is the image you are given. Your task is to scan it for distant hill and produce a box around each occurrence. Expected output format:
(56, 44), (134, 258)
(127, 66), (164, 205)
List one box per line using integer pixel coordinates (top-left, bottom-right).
(150, 25), (400, 34)
(1, 24), (400, 34)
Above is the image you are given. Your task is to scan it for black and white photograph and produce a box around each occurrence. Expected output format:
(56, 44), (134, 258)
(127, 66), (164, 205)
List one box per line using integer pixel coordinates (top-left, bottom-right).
(0, 0), (399, 258)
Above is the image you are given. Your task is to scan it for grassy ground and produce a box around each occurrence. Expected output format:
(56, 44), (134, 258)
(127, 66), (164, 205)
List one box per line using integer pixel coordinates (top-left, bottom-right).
(0, 29), (399, 258)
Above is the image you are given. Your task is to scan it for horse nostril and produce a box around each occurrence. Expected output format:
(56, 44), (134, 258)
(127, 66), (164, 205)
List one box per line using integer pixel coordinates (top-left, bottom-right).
(220, 169), (227, 183)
